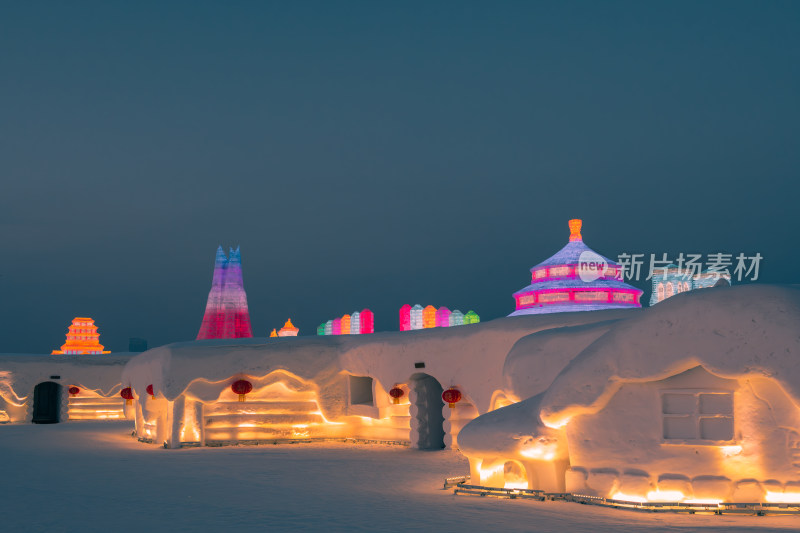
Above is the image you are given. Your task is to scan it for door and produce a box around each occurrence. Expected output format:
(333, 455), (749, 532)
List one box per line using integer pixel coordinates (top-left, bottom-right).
(32, 382), (61, 424)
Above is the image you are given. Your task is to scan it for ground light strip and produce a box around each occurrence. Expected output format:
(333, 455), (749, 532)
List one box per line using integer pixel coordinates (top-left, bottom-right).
(445, 477), (800, 516)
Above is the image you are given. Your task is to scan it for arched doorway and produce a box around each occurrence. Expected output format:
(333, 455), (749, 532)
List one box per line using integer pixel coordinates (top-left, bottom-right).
(32, 382), (61, 424)
(409, 373), (444, 450)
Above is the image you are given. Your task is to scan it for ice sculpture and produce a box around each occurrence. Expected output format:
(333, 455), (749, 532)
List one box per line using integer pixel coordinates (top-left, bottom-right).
(317, 324), (325, 336)
(324, 320), (333, 336)
(52, 317), (111, 354)
(196, 246), (254, 340)
(341, 315), (351, 335)
(360, 309), (374, 334)
(410, 305), (424, 330)
(423, 305), (437, 328)
(449, 310), (465, 326)
(464, 310), (480, 324)
(350, 311), (361, 335)
(435, 307), (451, 328)
(399, 304), (411, 331)
(332, 318), (341, 335)
(278, 319), (299, 337)
(509, 220), (643, 316)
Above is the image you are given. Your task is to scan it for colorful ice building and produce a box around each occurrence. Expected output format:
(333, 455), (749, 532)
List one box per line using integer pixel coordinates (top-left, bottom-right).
(509, 219), (642, 316)
(196, 246), (253, 340)
(318, 309), (374, 335)
(649, 265), (732, 306)
(278, 319), (299, 337)
(399, 305), (478, 330)
(51, 317), (111, 354)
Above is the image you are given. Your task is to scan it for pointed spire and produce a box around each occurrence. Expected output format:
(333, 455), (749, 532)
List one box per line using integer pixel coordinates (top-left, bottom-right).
(568, 219), (583, 242)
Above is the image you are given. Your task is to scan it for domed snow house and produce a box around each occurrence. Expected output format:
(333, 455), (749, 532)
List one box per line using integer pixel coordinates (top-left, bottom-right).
(458, 284), (800, 504)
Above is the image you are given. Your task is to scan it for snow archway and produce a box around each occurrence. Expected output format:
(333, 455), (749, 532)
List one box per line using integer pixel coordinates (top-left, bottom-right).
(409, 373), (444, 450)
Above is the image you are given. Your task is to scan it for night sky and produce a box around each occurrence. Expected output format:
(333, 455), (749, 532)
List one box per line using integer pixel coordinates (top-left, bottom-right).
(2, 1), (798, 353)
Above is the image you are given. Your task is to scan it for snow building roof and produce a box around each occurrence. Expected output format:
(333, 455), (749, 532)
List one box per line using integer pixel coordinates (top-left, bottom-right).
(122, 309), (638, 414)
(538, 284), (800, 428)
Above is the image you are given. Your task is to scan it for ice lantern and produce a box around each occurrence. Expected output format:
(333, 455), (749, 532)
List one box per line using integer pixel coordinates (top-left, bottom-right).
(436, 307), (451, 328)
(360, 308), (374, 334)
(350, 311), (361, 335)
(341, 315), (351, 335)
(410, 305), (423, 330)
(422, 305), (437, 328)
(399, 304), (411, 331)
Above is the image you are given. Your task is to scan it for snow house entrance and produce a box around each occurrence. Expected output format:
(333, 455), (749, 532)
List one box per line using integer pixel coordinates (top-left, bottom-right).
(32, 382), (61, 424)
(409, 373), (445, 450)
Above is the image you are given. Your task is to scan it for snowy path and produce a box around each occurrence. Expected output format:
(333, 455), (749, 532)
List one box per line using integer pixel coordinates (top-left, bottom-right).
(3, 422), (799, 532)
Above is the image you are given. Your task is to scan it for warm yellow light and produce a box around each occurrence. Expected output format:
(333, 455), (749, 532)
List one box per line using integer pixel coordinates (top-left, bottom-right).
(765, 491), (800, 504)
(503, 481), (528, 490)
(479, 463), (504, 480)
(720, 445), (743, 457)
(683, 499), (722, 505)
(544, 416), (571, 429)
(611, 492), (646, 503)
(646, 490), (684, 502)
(519, 445), (556, 461)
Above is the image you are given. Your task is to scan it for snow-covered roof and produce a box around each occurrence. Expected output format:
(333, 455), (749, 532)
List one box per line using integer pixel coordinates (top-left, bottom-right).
(539, 284), (800, 428)
(531, 239), (617, 270)
(0, 353), (133, 399)
(122, 309), (639, 414)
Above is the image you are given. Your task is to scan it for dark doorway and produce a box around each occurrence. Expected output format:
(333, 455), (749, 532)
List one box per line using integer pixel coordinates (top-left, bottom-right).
(409, 373), (445, 450)
(32, 382), (61, 424)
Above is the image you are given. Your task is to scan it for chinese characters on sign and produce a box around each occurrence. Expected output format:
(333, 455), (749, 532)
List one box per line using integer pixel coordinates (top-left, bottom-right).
(616, 253), (762, 282)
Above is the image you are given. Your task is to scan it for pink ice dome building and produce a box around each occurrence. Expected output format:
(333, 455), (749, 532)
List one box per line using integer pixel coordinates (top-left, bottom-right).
(509, 219), (643, 316)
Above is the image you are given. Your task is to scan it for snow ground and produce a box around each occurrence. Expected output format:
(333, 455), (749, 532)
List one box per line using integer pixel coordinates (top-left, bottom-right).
(4, 422), (799, 532)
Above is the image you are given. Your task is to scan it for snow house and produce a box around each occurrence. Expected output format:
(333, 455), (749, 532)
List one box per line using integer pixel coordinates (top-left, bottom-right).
(458, 284), (800, 504)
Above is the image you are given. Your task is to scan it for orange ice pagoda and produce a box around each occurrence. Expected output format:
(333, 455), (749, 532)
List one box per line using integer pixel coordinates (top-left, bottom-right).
(278, 319), (299, 337)
(52, 317), (111, 354)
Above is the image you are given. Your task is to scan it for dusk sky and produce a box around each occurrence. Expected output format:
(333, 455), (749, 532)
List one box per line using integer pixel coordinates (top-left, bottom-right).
(1, 1), (798, 353)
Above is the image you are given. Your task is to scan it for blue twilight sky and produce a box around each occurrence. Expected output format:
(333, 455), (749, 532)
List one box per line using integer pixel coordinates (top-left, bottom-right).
(1, 1), (798, 353)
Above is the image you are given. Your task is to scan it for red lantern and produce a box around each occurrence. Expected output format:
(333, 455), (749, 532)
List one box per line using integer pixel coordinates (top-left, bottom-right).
(146, 384), (155, 399)
(68, 386), (80, 396)
(389, 386), (404, 405)
(442, 388), (462, 408)
(120, 387), (134, 405)
(231, 379), (253, 402)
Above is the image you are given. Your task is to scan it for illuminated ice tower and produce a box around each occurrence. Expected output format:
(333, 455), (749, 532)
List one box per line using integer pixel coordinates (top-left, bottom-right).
(196, 246), (254, 340)
(509, 219), (643, 315)
(52, 317), (111, 354)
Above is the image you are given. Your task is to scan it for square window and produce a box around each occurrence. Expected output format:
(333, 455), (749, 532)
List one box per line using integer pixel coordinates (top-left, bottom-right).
(700, 416), (734, 441)
(663, 416), (696, 440)
(699, 393), (733, 415)
(662, 393), (695, 415)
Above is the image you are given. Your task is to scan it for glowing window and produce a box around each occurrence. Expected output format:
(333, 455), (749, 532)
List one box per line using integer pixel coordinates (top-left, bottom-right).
(534, 269), (547, 279)
(661, 390), (733, 443)
(538, 292), (569, 303)
(574, 291), (607, 302)
(613, 292), (634, 303)
(666, 282), (674, 297)
(518, 294), (535, 306)
(548, 266), (570, 277)
(349, 375), (374, 406)
(657, 283), (665, 300)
